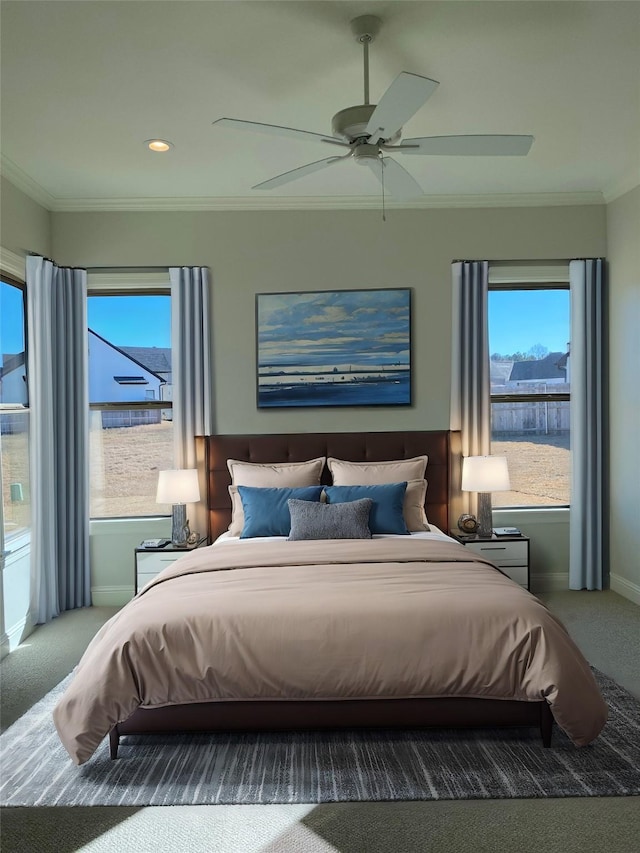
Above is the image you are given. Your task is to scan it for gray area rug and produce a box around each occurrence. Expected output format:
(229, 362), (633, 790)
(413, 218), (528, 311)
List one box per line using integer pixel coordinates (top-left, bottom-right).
(1, 670), (639, 806)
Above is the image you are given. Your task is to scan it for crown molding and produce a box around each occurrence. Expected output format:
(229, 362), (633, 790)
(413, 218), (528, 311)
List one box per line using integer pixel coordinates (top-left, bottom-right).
(0, 155), (55, 210)
(0, 157), (605, 212)
(602, 168), (640, 204)
(48, 191), (605, 213)
(0, 247), (26, 281)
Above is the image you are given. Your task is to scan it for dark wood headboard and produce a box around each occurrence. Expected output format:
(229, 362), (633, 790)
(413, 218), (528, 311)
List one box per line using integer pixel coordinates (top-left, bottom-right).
(196, 431), (462, 542)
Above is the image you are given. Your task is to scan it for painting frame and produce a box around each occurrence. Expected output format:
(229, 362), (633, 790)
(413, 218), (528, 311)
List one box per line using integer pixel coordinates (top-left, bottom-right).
(256, 288), (412, 409)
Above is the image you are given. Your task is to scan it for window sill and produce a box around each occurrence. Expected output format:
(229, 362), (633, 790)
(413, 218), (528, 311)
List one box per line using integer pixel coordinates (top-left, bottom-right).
(2, 530), (31, 560)
(493, 507), (569, 525)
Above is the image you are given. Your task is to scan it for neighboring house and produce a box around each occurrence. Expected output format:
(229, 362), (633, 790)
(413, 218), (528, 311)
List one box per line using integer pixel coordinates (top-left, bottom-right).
(509, 351), (568, 386)
(491, 352), (570, 391)
(89, 330), (165, 403)
(120, 346), (172, 389)
(120, 346), (173, 416)
(489, 360), (514, 389)
(1, 335), (168, 430)
(88, 330), (166, 427)
(0, 352), (27, 405)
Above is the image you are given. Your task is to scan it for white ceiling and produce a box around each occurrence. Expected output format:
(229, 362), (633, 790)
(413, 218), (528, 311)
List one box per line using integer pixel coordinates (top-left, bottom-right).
(1, 1), (639, 211)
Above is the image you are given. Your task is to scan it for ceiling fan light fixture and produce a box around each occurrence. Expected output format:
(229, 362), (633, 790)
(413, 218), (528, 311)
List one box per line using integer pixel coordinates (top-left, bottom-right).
(145, 139), (173, 153)
(352, 143), (381, 165)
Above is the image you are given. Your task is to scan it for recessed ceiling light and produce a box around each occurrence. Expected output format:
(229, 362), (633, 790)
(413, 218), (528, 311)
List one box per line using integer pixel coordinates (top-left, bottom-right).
(145, 139), (173, 152)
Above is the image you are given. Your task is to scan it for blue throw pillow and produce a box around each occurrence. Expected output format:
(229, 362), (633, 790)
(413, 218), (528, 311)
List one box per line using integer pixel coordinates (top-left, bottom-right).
(324, 483), (409, 535)
(238, 485), (323, 538)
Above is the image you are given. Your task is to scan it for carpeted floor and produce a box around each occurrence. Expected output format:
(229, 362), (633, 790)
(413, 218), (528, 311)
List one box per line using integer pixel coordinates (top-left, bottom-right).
(1, 590), (639, 852)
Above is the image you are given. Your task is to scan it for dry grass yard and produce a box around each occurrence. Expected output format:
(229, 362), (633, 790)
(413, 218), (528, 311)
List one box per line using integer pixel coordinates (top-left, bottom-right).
(493, 435), (570, 506)
(89, 420), (174, 517)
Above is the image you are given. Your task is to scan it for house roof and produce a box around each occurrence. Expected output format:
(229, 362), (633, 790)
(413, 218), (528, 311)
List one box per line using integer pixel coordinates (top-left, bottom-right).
(88, 329), (166, 383)
(490, 361), (514, 385)
(510, 352), (567, 382)
(0, 352), (25, 379)
(121, 347), (171, 375)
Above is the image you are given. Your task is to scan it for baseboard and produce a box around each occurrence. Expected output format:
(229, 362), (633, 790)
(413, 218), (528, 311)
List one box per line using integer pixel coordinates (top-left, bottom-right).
(91, 585), (133, 607)
(530, 572), (568, 593)
(609, 573), (640, 606)
(2, 611), (37, 655)
(0, 632), (10, 660)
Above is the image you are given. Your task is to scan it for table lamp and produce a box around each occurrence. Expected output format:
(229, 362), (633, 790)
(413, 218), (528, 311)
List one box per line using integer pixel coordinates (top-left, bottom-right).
(461, 456), (510, 538)
(156, 469), (201, 547)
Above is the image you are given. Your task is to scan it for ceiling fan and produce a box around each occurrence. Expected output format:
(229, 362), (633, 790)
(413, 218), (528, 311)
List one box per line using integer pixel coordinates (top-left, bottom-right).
(212, 15), (534, 199)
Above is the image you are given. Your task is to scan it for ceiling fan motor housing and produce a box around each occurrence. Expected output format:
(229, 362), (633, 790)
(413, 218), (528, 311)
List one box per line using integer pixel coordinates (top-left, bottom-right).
(331, 104), (401, 144)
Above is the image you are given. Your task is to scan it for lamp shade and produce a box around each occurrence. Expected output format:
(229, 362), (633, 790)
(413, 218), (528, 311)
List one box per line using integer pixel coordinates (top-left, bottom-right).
(461, 456), (510, 493)
(156, 469), (200, 505)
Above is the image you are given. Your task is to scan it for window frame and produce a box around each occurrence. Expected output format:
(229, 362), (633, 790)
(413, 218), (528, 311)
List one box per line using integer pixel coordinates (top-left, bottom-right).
(488, 279), (570, 509)
(87, 274), (173, 520)
(1, 273), (30, 547)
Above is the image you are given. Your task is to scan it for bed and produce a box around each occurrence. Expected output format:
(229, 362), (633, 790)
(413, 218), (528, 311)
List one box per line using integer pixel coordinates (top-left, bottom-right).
(53, 430), (607, 765)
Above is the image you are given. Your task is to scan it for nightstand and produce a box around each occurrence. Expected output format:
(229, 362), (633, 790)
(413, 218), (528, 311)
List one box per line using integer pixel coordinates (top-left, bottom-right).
(134, 539), (207, 593)
(450, 533), (530, 590)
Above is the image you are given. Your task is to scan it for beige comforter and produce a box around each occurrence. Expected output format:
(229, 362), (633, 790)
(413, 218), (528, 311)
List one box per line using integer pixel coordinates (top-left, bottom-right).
(54, 538), (607, 764)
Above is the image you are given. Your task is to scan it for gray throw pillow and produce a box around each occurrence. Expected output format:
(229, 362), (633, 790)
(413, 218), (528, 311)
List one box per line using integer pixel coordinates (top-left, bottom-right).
(288, 497), (373, 541)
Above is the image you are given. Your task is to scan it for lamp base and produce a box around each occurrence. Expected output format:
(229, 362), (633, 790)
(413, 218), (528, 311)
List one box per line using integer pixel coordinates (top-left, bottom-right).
(476, 492), (493, 538)
(171, 504), (190, 547)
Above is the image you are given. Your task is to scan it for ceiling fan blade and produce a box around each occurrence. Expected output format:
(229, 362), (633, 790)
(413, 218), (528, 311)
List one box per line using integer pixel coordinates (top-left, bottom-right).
(398, 134), (534, 156)
(252, 156), (348, 190)
(213, 118), (349, 148)
(365, 72), (439, 143)
(365, 157), (424, 200)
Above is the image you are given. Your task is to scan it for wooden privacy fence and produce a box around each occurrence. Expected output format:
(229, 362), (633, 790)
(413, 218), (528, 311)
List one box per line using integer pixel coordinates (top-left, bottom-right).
(492, 400), (569, 436)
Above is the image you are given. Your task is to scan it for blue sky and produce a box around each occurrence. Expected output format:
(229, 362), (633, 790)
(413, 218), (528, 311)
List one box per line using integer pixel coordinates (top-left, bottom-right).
(1, 290), (171, 359)
(88, 296), (171, 348)
(489, 290), (570, 356)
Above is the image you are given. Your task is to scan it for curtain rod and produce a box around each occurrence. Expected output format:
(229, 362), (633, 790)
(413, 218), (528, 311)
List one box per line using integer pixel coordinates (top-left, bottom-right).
(86, 265), (208, 272)
(86, 266), (170, 272)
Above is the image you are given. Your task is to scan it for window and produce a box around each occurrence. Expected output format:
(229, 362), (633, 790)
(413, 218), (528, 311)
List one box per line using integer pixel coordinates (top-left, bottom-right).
(0, 277), (31, 543)
(88, 281), (173, 518)
(489, 273), (570, 507)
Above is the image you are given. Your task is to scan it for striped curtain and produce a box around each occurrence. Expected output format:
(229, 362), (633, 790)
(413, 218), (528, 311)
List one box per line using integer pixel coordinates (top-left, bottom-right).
(450, 261), (491, 516)
(569, 259), (606, 590)
(26, 256), (90, 622)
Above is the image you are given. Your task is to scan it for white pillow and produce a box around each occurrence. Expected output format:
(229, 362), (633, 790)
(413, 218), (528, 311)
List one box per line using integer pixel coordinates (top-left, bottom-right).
(227, 457), (325, 487)
(401, 479), (430, 532)
(227, 457), (325, 534)
(326, 457), (429, 531)
(327, 455), (428, 485)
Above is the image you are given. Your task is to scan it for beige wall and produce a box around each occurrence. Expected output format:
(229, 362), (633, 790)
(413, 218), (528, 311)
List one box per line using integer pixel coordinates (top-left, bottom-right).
(1, 187), (613, 601)
(0, 176), (51, 259)
(606, 186), (640, 602)
(52, 205), (606, 435)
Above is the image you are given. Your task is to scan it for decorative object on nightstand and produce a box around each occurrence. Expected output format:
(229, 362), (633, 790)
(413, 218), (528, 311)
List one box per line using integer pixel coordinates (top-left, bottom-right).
(457, 513), (479, 534)
(461, 455), (510, 539)
(156, 469), (201, 547)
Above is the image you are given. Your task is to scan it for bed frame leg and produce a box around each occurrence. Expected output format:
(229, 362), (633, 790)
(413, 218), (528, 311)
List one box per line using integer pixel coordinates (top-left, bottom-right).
(109, 726), (120, 759)
(540, 703), (553, 747)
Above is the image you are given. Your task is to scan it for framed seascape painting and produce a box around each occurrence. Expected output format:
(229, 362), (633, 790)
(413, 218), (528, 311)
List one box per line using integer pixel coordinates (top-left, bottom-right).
(256, 288), (411, 408)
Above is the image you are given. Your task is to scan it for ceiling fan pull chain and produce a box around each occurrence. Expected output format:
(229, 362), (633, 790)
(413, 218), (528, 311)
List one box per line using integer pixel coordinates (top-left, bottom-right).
(381, 155), (386, 222)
